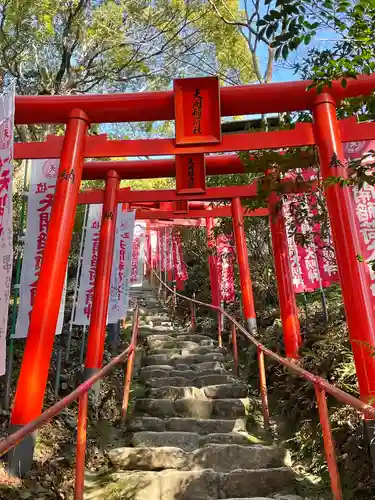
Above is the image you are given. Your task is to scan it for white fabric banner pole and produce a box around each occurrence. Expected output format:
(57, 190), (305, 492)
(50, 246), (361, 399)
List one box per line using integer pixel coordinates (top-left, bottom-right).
(14, 159), (67, 339)
(0, 84), (14, 376)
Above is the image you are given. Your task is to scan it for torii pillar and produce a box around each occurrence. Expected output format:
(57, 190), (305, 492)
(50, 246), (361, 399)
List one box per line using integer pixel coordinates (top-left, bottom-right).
(313, 94), (375, 461)
(8, 109), (89, 476)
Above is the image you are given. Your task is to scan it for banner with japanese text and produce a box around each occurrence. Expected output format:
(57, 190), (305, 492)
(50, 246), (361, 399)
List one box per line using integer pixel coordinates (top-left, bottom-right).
(0, 85), (14, 376)
(15, 159), (67, 339)
(150, 230), (158, 270)
(344, 141), (375, 303)
(110, 210), (135, 321)
(74, 204), (102, 326)
(172, 231), (188, 281)
(131, 221), (146, 286)
(74, 206), (135, 325)
(166, 227), (173, 274)
(160, 227), (166, 272)
(157, 230), (162, 271)
(216, 233), (235, 303)
(284, 169), (339, 293)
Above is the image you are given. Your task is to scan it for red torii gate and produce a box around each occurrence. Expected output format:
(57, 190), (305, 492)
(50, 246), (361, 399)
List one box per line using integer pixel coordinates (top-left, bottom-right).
(7, 74), (375, 477)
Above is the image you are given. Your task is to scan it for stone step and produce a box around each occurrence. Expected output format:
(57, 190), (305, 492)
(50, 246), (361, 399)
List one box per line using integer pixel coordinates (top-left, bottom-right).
(148, 346), (224, 356)
(84, 467), (295, 500)
(140, 314), (170, 320)
(139, 327), (183, 338)
(145, 335), (175, 347)
(128, 417), (249, 435)
(198, 432), (269, 447)
(132, 429), (264, 451)
(141, 320), (173, 329)
(128, 417), (166, 432)
(108, 444), (284, 472)
(147, 339), (200, 350)
(147, 338), (216, 350)
(140, 362), (227, 378)
(166, 417), (247, 434)
(144, 373), (238, 388)
(181, 361), (226, 372)
(132, 431), (200, 451)
(144, 352), (225, 366)
(132, 307), (166, 315)
(135, 398), (249, 419)
(140, 326), (179, 334)
(170, 333), (216, 342)
(148, 383), (248, 400)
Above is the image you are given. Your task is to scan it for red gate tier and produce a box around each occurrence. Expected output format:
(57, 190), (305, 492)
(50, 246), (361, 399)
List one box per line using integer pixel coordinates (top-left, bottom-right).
(3, 73), (375, 500)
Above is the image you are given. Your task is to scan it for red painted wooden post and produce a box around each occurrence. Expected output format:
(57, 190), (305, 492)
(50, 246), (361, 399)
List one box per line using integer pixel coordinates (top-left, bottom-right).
(313, 94), (375, 405)
(257, 347), (270, 429)
(8, 109), (89, 476)
(231, 197), (257, 334)
(190, 293), (197, 332)
(172, 285), (177, 314)
(84, 170), (120, 378)
(74, 391), (89, 500)
(314, 385), (343, 500)
(268, 187), (302, 358)
(122, 307), (139, 423)
(176, 278), (185, 291)
(231, 323), (239, 376)
(75, 170), (120, 491)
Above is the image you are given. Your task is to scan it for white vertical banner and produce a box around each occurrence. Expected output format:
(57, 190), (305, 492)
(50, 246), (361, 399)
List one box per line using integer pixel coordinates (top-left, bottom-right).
(15, 159), (67, 339)
(131, 221), (146, 287)
(74, 204), (102, 326)
(150, 230), (158, 269)
(74, 206), (135, 325)
(109, 210), (135, 322)
(0, 85), (14, 376)
(108, 208), (121, 323)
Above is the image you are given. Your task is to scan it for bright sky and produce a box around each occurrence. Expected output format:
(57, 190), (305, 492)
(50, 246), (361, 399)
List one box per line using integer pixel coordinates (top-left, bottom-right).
(238, 0), (340, 83)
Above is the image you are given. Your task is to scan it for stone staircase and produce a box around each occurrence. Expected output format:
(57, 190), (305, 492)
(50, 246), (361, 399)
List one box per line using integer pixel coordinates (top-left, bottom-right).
(84, 286), (306, 500)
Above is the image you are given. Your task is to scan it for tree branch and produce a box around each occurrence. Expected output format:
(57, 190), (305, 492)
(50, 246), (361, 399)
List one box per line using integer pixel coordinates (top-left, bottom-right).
(207, 0), (270, 45)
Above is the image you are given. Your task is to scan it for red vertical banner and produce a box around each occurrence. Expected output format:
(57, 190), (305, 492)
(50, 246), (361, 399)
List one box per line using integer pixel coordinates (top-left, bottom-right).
(174, 76), (221, 146)
(216, 234), (235, 303)
(344, 140), (375, 306)
(156, 230), (161, 271)
(176, 153), (206, 194)
(172, 231), (188, 281)
(284, 168), (339, 293)
(283, 200), (306, 294)
(150, 230), (158, 272)
(166, 227), (173, 281)
(159, 228), (165, 272)
(206, 217), (220, 307)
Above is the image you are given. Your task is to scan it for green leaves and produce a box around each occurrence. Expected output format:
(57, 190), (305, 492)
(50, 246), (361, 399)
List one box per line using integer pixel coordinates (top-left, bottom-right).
(257, 0), (375, 115)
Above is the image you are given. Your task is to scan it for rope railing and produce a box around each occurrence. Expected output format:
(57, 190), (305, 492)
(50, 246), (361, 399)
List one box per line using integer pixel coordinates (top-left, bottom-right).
(151, 269), (375, 500)
(0, 304), (140, 500)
